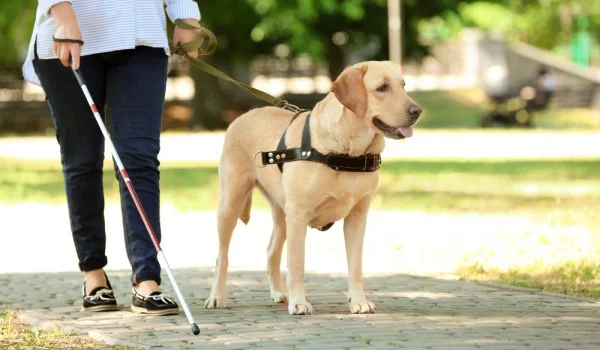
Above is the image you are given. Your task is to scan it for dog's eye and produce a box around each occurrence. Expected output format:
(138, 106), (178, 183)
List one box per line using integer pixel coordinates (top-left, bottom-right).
(376, 84), (389, 93)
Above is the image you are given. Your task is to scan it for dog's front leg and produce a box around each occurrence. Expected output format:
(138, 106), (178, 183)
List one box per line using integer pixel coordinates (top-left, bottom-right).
(344, 196), (376, 314)
(285, 205), (313, 315)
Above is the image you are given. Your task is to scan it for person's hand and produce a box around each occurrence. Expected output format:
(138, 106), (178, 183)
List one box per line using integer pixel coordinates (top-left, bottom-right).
(172, 19), (202, 58)
(50, 2), (82, 69)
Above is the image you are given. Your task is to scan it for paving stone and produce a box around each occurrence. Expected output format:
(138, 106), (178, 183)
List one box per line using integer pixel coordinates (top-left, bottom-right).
(299, 342), (370, 349)
(305, 336), (363, 344)
(427, 345), (481, 350)
(515, 340), (581, 349)
(192, 346), (246, 350)
(253, 345), (303, 350)
(4, 267), (600, 349)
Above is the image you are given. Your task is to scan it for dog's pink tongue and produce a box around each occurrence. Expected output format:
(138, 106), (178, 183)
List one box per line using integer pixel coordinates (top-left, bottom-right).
(397, 126), (413, 138)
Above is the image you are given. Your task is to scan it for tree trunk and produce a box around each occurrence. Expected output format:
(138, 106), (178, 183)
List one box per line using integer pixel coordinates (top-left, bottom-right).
(559, 4), (572, 46)
(327, 44), (346, 81)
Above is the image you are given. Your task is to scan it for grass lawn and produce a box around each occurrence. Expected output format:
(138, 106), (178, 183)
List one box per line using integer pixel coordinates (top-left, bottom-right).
(408, 90), (487, 129)
(411, 89), (600, 130)
(2, 157), (599, 226)
(457, 261), (600, 299)
(0, 310), (138, 349)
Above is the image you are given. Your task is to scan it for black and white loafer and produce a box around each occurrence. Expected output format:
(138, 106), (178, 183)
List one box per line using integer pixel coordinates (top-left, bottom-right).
(131, 288), (179, 316)
(82, 275), (118, 312)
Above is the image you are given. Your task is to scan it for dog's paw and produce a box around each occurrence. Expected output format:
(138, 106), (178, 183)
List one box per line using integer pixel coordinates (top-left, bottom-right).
(204, 296), (227, 309)
(349, 300), (376, 314)
(288, 300), (314, 315)
(271, 290), (288, 304)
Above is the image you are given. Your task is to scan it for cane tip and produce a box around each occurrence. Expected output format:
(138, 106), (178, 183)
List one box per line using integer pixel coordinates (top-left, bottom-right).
(191, 323), (200, 335)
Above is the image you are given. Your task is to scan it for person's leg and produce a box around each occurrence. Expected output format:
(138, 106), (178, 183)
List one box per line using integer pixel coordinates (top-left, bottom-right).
(33, 46), (110, 293)
(105, 46), (168, 295)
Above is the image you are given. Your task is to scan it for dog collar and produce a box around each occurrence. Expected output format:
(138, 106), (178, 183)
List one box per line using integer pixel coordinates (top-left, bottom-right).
(259, 111), (382, 173)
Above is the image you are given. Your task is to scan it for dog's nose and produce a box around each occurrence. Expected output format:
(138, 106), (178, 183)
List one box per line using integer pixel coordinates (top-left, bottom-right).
(408, 105), (422, 120)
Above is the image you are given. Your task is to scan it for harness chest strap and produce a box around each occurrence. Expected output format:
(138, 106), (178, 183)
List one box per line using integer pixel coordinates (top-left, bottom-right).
(259, 112), (382, 173)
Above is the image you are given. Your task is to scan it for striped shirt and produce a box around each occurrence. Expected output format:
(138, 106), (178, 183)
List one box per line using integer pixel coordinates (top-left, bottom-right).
(23, 0), (201, 86)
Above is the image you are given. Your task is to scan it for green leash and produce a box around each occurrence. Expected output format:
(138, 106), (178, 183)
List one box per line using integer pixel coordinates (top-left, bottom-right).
(171, 19), (304, 113)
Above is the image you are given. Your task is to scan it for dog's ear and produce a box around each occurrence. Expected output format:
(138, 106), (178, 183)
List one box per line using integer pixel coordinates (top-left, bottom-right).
(331, 65), (368, 117)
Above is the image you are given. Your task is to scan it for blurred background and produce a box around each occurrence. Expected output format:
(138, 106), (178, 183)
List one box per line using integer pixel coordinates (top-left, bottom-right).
(1, 0), (599, 299)
(1, 0), (599, 132)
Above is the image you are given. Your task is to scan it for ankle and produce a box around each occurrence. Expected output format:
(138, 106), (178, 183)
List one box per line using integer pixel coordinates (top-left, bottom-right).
(135, 280), (161, 297)
(84, 269), (107, 295)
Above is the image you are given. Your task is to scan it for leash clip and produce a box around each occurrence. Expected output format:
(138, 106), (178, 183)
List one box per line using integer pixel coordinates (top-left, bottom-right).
(281, 100), (304, 113)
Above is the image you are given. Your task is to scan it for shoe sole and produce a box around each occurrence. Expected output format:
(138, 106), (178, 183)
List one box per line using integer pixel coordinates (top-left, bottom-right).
(131, 305), (179, 316)
(82, 304), (119, 312)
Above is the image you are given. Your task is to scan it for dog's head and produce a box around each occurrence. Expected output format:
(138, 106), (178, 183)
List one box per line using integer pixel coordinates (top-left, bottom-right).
(331, 61), (421, 139)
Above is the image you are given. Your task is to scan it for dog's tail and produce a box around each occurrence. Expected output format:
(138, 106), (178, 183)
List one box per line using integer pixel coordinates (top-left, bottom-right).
(239, 191), (252, 225)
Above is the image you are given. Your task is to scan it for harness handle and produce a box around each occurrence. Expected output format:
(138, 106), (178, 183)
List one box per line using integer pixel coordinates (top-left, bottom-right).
(170, 19), (303, 113)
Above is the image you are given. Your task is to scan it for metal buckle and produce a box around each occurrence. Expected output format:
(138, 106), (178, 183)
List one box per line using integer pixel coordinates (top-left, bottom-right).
(253, 151), (267, 168)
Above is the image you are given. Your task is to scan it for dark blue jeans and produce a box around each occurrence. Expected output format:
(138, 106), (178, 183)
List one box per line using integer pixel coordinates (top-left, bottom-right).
(33, 45), (168, 285)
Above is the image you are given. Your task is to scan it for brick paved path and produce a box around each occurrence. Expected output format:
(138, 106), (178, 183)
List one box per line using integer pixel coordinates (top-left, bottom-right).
(2, 269), (600, 349)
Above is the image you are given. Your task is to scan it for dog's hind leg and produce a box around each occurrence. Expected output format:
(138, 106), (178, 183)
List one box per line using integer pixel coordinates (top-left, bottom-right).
(205, 166), (254, 309)
(266, 205), (287, 303)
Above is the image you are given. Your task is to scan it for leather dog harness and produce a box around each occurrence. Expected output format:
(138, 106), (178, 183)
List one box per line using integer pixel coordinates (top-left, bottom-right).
(257, 111), (382, 232)
(259, 111), (382, 173)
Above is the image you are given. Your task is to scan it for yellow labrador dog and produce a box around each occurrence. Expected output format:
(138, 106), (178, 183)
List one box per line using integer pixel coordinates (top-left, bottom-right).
(205, 61), (421, 315)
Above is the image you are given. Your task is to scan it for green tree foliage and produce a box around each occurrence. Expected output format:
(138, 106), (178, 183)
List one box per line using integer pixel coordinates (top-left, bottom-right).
(401, 0), (509, 58)
(0, 0), (37, 69)
(196, 0), (513, 74)
(198, 0), (389, 78)
(7, 0), (596, 129)
(417, 0), (599, 52)
(190, 0), (392, 129)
